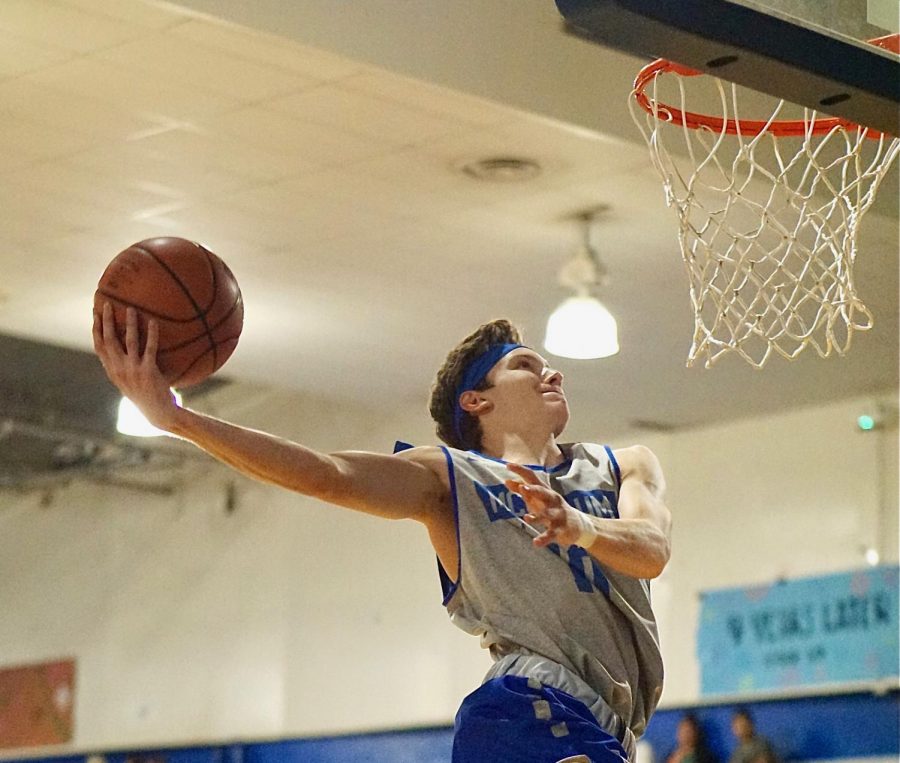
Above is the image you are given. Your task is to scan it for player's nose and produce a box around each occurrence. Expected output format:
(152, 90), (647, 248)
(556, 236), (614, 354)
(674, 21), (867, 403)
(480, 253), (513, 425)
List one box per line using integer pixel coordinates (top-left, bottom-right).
(544, 367), (564, 387)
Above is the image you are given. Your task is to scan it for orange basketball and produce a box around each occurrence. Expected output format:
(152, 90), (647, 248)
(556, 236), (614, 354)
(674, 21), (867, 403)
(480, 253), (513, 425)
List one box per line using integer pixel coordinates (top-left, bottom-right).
(94, 237), (243, 387)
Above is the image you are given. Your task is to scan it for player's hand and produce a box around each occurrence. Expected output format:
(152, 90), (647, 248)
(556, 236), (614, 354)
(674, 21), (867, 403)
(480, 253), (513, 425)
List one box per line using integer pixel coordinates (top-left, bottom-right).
(92, 302), (180, 431)
(505, 462), (592, 548)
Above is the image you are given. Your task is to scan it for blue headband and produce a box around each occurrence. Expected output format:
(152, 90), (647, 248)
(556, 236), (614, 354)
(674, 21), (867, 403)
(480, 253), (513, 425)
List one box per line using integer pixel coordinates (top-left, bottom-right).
(452, 343), (524, 443)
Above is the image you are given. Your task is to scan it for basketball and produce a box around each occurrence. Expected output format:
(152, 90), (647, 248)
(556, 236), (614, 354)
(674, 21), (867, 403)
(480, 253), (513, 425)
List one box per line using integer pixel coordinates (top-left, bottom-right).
(93, 237), (243, 387)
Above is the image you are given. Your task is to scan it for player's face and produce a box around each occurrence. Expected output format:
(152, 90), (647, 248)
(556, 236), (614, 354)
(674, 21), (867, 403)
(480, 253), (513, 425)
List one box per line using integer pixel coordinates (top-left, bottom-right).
(731, 716), (752, 740)
(483, 348), (569, 435)
(677, 718), (699, 747)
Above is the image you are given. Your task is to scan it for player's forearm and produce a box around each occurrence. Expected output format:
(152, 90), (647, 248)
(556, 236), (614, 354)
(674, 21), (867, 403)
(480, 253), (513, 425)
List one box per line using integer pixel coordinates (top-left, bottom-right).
(582, 516), (670, 579)
(168, 406), (340, 496)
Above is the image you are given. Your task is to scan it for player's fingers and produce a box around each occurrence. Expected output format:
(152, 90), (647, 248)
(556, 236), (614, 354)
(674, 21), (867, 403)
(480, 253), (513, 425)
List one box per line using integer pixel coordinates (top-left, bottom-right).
(143, 318), (159, 365)
(523, 513), (548, 530)
(506, 462), (542, 485)
(533, 528), (557, 548)
(124, 307), (139, 356)
(527, 486), (553, 511)
(92, 310), (103, 353)
(505, 477), (553, 498)
(505, 480), (552, 512)
(101, 303), (123, 357)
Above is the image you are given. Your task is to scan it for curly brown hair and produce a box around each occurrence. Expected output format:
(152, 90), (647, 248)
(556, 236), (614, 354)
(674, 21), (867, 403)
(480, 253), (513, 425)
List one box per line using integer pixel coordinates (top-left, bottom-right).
(428, 319), (523, 451)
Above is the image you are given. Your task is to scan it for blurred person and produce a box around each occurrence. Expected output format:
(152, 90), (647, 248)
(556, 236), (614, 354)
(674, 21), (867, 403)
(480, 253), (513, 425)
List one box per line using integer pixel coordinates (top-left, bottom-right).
(729, 708), (779, 763)
(666, 713), (717, 763)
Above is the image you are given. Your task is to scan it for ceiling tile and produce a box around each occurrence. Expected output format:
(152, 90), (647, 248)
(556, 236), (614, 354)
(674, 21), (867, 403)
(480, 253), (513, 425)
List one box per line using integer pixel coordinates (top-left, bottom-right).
(489, 113), (651, 185)
(24, 58), (241, 120)
(229, 169), (425, 222)
(0, 114), (96, 172)
(56, 0), (189, 29)
(61, 140), (258, 203)
(1, 185), (117, 237)
(338, 69), (513, 128)
(216, 106), (398, 169)
(0, 78), (155, 142)
(268, 85), (465, 147)
(168, 191), (406, 253)
(124, 124), (321, 184)
(0, 29), (73, 78)
(0, 0), (146, 53)
(93, 31), (318, 102)
(170, 18), (361, 81)
(336, 145), (550, 213)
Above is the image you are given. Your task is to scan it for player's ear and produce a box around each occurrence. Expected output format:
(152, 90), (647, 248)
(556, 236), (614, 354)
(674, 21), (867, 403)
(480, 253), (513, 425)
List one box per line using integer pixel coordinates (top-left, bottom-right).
(459, 390), (493, 417)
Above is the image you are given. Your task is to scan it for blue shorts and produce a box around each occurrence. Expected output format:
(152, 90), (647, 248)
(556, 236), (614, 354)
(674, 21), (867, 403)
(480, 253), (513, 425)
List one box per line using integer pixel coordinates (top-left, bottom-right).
(452, 675), (630, 763)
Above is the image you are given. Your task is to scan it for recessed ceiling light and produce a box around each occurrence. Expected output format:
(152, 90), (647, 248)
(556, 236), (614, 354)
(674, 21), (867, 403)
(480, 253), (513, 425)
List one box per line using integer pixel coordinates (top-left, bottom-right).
(459, 156), (542, 182)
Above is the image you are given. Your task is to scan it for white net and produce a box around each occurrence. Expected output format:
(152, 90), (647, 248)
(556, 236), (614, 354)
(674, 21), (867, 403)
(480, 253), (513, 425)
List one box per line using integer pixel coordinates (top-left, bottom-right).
(630, 69), (900, 368)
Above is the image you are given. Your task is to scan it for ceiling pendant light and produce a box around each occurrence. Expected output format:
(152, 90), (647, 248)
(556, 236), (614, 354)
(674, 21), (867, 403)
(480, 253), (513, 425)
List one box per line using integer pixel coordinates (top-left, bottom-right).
(545, 295), (619, 359)
(544, 209), (619, 360)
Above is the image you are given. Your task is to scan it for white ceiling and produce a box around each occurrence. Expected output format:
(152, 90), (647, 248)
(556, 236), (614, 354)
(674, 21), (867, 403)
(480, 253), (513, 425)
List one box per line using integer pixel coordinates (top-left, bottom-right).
(0, 0), (897, 439)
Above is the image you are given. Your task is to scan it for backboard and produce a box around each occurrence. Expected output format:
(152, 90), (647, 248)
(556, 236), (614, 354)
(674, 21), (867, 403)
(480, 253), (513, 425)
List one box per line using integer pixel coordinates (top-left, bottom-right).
(555, 0), (899, 135)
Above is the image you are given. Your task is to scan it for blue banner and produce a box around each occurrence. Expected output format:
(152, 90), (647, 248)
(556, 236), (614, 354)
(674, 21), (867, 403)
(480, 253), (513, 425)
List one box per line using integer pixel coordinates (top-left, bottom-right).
(697, 565), (899, 695)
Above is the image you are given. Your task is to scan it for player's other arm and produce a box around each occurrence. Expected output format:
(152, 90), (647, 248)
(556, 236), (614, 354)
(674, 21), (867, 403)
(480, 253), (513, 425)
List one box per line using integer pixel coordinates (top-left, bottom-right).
(92, 305), (447, 523)
(505, 445), (671, 579)
(604, 444), (672, 578)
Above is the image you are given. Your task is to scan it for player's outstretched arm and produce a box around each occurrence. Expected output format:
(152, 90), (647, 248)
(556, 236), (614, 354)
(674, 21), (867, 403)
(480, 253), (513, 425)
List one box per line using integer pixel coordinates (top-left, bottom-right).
(93, 304), (447, 523)
(505, 446), (671, 579)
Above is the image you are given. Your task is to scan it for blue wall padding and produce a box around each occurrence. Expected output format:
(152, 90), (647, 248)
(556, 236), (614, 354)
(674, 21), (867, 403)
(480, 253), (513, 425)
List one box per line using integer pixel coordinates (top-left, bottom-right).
(5, 692), (897, 763)
(103, 747), (243, 763)
(642, 690), (900, 762)
(242, 726), (453, 763)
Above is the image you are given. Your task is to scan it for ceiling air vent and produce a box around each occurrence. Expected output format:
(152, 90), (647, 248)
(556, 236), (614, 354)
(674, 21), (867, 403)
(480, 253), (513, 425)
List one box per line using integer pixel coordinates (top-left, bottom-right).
(459, 156), (542, 182)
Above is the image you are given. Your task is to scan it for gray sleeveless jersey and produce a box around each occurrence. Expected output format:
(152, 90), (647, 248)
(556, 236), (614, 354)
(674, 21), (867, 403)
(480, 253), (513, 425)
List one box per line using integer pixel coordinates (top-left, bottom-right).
(438, 443), (664, 737)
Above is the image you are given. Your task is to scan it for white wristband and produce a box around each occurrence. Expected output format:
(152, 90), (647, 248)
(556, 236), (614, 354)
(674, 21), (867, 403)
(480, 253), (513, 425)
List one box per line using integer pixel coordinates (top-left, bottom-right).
(570, 509), (598, 548)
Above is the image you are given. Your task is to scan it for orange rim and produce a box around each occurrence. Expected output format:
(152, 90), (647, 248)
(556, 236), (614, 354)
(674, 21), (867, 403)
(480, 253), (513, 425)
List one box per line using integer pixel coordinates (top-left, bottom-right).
(633, 34), (899, 139)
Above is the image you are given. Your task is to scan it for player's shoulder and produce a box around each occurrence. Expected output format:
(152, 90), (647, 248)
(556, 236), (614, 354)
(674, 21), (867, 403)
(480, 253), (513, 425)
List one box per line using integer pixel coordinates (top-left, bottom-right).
(571, 441), (656, 462)
(394, 444), (444, 462)
(394, 445), (450, 482)
(610, 444), (662, 475)
(612, 443), (658, 460)
(394, 445), (451, 516)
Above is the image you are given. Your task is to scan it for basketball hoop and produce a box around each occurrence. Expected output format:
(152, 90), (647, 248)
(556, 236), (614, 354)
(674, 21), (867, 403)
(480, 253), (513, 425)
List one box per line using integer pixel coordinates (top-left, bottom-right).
(630, 34), (900, 368)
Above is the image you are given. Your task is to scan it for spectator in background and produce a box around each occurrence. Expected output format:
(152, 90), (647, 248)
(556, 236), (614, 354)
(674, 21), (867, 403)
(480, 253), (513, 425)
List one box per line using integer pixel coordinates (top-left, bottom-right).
(666, 713), (717, 763)
(729, 708), (779, 763)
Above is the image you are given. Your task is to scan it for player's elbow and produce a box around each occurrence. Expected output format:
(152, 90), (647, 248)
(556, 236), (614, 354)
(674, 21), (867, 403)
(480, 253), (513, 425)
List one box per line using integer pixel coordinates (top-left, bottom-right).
(642, 556), (668, 579)
(643, 534), (671, 579)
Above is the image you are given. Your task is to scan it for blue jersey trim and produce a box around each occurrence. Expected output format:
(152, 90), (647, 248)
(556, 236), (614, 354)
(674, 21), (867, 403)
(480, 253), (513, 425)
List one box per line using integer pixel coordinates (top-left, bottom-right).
(439, 445), (462, 606)
(603, 445), (621, 519)
(466, 449), (572, 474)
(604, 445), (621, 490)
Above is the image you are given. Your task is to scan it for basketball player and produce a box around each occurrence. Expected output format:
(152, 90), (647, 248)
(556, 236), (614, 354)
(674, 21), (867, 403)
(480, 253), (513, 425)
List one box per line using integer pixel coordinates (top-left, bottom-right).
(94, 305), (670, 763)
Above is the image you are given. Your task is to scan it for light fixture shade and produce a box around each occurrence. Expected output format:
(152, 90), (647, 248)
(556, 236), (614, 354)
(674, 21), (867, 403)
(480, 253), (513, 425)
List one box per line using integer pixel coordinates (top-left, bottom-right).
(544, 296), (619, 360)
(117, 392), (182, 438)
